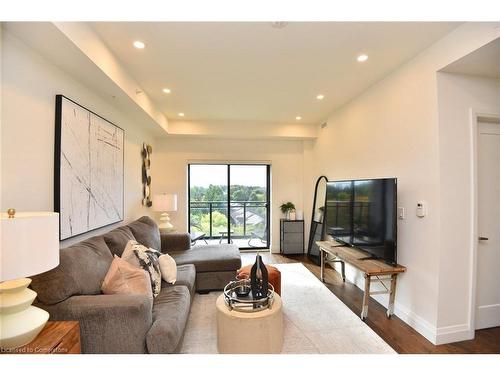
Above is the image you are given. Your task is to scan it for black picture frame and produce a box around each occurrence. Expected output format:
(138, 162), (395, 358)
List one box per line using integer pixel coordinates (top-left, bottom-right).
(54, 95), (125, 240)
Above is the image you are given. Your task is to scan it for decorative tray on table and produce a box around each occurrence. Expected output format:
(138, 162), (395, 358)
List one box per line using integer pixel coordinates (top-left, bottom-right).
(223, 280), (275, 312)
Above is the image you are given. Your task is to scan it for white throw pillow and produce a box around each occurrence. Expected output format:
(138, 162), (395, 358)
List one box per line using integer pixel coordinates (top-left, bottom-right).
(158, 254), (177, 284)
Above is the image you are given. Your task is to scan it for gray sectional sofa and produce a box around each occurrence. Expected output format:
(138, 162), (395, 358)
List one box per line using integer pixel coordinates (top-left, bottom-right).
(30, 216), (241, 354)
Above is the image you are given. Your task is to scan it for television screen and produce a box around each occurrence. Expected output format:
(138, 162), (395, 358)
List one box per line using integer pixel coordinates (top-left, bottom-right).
(325, 178), (397, 264)
(324, 180), (352, 244)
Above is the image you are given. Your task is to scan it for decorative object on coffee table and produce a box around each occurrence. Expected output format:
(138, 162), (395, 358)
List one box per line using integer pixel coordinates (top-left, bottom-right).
(238, 263), (281, 296)
(223, 280), (274, 312)
(142, 143), (153, 207)
(153, 193), (178, 231)
(0, 210), (59, 349)
(55, 95), (124, 240)
(250, 253), (268, 299)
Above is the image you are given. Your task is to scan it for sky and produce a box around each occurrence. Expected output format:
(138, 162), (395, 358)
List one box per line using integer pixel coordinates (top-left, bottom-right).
(190, 164), (267, 188)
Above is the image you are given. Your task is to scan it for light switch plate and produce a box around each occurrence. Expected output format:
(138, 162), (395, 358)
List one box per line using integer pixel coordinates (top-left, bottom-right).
(398, 207), (405, 220)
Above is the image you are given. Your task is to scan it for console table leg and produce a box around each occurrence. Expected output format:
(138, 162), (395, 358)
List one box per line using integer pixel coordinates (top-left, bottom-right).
(387, 274), (397, 318)
(320, 249), (325, 282)
(361, 275), (371, 321)
(341, 261), (346, 282)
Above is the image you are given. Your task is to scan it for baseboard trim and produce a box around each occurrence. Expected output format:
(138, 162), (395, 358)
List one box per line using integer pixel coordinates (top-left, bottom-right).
(330, 262), (438, 344)
(372, 294), (438, 344)
(435, 324), (474, 345)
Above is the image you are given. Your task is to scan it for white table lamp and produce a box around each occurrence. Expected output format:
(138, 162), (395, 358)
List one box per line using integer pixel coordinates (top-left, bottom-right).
(153, 193), (178, 231)
(0, 210), (60, 349)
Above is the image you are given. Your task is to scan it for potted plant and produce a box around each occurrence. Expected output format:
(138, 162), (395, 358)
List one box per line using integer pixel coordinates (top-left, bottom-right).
(280, 202), (296, 220)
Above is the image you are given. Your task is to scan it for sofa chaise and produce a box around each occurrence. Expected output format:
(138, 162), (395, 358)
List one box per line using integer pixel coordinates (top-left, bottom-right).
(30, 216), (241, 354)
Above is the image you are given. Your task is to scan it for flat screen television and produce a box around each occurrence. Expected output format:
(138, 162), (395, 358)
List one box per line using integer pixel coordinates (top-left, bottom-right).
(324, 178), (397, 264)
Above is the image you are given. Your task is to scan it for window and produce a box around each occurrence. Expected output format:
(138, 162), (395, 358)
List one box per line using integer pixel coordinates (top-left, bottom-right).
(188, 164), (270, 250)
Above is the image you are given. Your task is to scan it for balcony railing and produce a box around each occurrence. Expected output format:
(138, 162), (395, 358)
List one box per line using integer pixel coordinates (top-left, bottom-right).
(189, 200), (267, 239)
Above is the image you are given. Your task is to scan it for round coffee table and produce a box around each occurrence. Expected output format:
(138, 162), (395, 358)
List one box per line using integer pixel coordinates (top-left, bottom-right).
(216, 293), (283, 354)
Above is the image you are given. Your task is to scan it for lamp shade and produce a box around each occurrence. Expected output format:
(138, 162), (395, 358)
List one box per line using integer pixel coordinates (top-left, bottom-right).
(153, 194), (178, 212)
(0, 212), (59, 282)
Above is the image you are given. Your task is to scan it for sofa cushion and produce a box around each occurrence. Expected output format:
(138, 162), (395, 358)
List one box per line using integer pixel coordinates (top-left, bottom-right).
(170, 244), (241, 273)
(103, 226), (136, 256)
(146, 285), (191, 353)
(160, 232), (191, 253)
(101, 255), (153, 299)
(159, 254), (177, 284)
(127, 216), (161, 251)
(31, 236), (113, 305)
(37, 294), (152, 354)
(162, 264), (196, 296)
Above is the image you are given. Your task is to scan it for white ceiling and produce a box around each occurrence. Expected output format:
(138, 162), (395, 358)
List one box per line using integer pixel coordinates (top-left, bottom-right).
(442, 37), (500, 79)
(90, 22), (459, 125)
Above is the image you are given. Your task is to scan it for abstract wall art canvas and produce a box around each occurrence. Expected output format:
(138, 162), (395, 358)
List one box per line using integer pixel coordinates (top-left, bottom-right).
(55, 95), (124, 240)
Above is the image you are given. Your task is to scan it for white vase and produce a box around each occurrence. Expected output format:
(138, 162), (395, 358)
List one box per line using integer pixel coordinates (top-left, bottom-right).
(295, 210), (303, 220)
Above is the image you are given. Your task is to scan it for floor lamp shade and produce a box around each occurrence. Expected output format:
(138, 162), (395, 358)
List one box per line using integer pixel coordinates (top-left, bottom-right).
(0, 211), (60, 349)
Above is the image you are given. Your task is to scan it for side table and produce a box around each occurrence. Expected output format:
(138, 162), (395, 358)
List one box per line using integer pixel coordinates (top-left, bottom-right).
(1, 321), (81, 354)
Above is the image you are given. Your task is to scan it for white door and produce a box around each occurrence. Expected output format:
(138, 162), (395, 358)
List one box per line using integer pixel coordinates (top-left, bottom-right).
(476, 120), (500, 330)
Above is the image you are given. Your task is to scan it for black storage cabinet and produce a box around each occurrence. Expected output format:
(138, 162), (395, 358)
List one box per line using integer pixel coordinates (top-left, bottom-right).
(280, 219), (304, 254)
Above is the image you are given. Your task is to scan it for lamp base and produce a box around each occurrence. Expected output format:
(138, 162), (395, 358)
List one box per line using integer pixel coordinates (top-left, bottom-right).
(0, 278), (49, 350)
(158, 212), (175, 232)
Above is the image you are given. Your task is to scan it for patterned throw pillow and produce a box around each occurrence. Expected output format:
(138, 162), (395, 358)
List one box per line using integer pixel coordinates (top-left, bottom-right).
(122, 240), (162, 297)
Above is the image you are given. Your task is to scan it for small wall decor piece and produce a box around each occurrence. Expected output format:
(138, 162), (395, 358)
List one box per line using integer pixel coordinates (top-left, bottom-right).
(55, 95), (124, 240)
(142, 143), (153, 207)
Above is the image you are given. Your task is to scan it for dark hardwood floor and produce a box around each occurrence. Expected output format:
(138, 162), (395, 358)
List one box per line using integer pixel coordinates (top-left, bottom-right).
(241, 251), (500, 354)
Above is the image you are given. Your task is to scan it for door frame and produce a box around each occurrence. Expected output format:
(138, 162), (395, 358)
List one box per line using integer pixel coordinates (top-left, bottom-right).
(187, 162), (271, 250)
(469, 109), (500, 334)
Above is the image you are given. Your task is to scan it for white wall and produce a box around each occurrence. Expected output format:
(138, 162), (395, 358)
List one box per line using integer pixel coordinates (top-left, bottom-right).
(152, 137), (305, 252)
(436, 72), (500, 343)
(304, 23), (500, 344)
(1, 29), (154, 246)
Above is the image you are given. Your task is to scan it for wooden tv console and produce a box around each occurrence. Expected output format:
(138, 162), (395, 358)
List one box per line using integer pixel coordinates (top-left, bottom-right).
(316, 240), (406, 321)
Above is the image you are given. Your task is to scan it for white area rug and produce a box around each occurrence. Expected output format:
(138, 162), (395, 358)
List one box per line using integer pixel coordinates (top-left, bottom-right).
(179, 263), (395, 354)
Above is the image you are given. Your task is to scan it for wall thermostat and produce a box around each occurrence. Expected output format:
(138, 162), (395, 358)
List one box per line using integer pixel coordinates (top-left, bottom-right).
(416, 201), (427, 218)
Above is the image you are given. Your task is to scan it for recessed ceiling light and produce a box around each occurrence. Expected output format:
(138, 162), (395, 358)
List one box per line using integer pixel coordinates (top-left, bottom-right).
(162, 88), (171, 94)
(295, 116), (302, 121)
(178, 112), (185, 117)
(357, 54), (368, 62)
(316, 94), (325, 100)
(133, 40), (145, 49)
